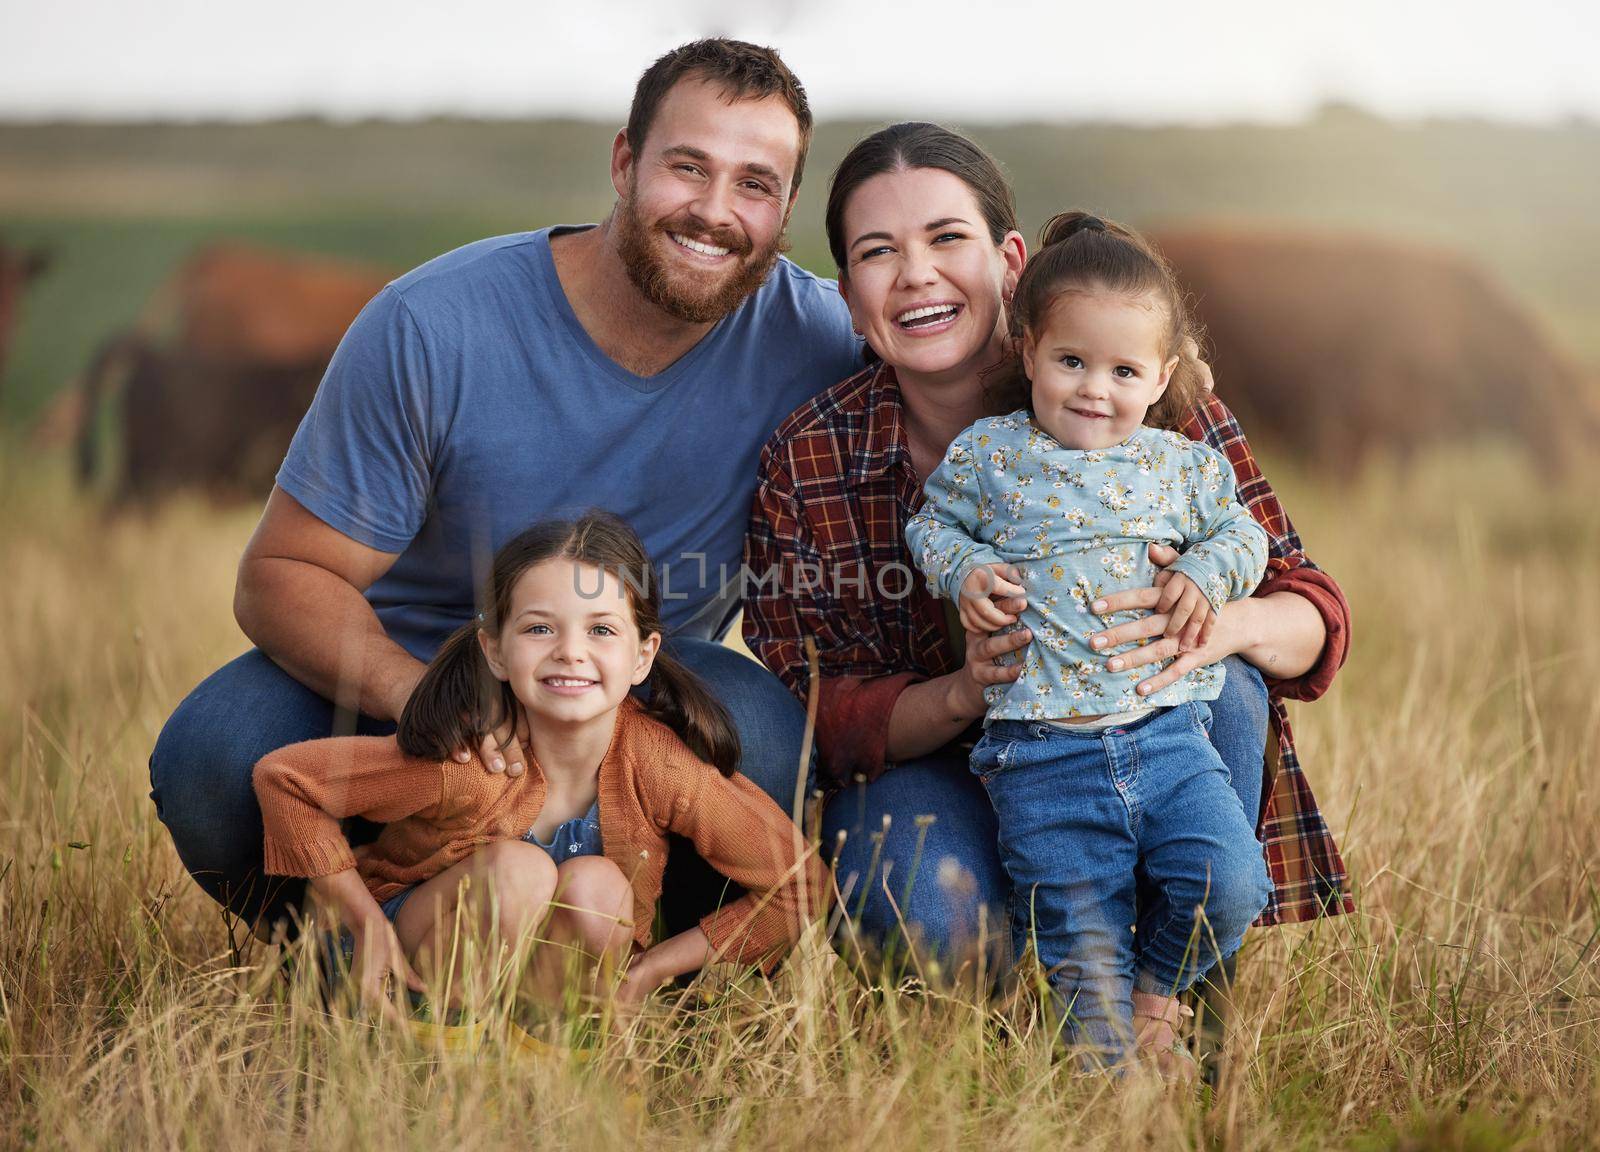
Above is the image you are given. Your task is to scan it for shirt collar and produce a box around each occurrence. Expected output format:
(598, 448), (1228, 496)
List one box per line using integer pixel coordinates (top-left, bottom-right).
(856, 361), (914, 479)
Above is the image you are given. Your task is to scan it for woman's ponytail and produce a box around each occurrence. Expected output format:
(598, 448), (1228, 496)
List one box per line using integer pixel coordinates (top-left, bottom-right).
(642, 650), (742, 776)
(396, 620), (516, 762)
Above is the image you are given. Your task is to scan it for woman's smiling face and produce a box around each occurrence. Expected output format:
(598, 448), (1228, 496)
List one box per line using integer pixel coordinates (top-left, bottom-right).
(838, 167), (1024, 386)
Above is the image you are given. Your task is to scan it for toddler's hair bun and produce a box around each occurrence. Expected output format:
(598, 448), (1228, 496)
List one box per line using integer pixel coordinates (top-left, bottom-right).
(1039, 211), (1111, 247)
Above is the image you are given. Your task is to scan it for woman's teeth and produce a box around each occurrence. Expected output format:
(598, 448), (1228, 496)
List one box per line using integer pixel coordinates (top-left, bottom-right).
(671, 233), (731, 257)
(896, 304), (959, 328)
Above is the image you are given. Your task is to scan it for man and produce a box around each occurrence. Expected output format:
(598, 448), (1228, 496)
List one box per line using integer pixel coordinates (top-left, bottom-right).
(149, 38), (861, 932)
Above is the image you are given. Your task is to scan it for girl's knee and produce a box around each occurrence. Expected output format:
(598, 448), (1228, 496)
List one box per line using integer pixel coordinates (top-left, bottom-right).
(473, 840), (559, 926)
(556, 855), (632, 912)
(552, 856), (634, 949)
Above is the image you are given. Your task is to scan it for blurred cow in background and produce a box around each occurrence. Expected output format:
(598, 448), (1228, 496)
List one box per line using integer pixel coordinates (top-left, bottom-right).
(72, 243), (393, 502)
(46, 230), (1599, 500)
(1155, 228), (1599, 475)
(0, 239), (52, 386)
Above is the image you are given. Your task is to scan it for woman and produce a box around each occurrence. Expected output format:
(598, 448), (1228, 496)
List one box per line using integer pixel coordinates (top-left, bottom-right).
(743, 123), (1352, 976)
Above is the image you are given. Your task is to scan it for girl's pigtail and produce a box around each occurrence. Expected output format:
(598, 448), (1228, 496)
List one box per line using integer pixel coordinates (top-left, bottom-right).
(396, 621), (516, 762)
(643, 651), (742, 776)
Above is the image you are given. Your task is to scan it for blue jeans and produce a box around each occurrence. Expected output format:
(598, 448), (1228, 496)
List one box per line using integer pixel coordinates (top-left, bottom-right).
(823, 656), (1270, 974)
(148, 637), (810, 933)
(974, 701), (1272, 1063)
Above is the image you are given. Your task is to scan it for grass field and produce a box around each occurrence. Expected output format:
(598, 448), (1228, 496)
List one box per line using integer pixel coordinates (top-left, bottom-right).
(2, 438), (1596, 1150)
(2, 111), (1598, 1149)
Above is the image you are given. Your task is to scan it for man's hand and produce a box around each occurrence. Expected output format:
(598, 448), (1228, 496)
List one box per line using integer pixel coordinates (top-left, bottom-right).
(957, 563), (1027, 633)
(455, 702), (530, 777)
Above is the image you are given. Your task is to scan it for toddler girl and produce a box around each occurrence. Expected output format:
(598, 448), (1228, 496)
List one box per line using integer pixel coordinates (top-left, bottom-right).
(905, 212), (1273, 1075)
(254, 511), (825, 1021)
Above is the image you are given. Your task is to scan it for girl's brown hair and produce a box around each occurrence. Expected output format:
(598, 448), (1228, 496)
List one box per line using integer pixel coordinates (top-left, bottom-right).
(987, 211), (1205, 430)
(397, 511), (741, 775)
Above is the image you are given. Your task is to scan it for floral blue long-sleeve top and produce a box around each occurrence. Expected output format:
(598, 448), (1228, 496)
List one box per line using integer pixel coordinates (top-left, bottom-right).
(904, 412), (1269, 722)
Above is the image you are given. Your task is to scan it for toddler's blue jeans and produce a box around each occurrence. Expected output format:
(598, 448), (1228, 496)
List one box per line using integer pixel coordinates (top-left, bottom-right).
(972, 700), (1272, 1065)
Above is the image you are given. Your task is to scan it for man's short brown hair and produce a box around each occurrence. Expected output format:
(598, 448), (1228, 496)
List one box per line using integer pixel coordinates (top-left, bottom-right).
(626, 38), (814, 192)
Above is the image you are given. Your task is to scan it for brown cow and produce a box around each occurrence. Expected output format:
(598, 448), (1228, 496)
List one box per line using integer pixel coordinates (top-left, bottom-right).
(1153, 227), (1599, 475)
(0, 239), (52, 386)
(74, 243), (393, 502)
(164, 242), (395, 364)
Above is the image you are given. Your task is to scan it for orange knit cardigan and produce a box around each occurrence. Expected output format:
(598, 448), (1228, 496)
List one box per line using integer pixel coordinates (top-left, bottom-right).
(253, 698), (827, 969)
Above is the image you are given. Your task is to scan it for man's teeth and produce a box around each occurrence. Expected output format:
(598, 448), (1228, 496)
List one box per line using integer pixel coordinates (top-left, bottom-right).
(671, 233), (731, 257)
(896, 304), (959, 327)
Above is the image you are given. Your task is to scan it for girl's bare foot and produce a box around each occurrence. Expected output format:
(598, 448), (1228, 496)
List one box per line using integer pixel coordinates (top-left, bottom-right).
(1130, 989), (1197, 1083)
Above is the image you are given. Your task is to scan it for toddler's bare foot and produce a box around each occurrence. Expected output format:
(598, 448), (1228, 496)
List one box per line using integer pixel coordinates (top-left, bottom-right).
(1130, 989), (1197, 1083)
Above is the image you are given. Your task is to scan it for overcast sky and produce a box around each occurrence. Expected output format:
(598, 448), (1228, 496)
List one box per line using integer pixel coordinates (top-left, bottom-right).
(3, 0), (1597, 124)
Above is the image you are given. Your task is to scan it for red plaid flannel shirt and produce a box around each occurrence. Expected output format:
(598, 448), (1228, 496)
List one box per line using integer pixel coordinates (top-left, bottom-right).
(744, 363), (1354, 925)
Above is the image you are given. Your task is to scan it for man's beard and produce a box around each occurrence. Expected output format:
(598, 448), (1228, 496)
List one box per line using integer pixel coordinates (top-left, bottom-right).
(614, 194), (786, 324)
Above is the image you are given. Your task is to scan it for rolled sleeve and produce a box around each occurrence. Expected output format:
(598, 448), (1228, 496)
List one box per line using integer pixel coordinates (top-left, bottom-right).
(1255, 566), (1351, 702)
(815, 671), (924, 786)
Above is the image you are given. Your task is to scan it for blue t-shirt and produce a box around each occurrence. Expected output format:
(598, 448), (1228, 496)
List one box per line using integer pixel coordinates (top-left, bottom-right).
(277, 227), (861, 660)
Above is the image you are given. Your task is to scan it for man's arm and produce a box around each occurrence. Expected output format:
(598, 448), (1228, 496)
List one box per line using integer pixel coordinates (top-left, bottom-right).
(234, 485), (421, 723)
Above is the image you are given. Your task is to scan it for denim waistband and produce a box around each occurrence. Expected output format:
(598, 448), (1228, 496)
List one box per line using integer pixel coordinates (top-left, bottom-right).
(987, 703), (1185, 742)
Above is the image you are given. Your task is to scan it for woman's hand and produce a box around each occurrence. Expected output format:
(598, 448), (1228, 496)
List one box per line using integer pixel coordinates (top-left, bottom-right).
(947, 610), (1032, 719)
(1087, 543), (1252, 697)
(453, 701), (530, 777)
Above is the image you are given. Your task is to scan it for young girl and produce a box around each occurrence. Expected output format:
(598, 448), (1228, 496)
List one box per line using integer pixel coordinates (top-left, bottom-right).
(254, 511), (826, 1020)
(905, 212), (1274, 1075)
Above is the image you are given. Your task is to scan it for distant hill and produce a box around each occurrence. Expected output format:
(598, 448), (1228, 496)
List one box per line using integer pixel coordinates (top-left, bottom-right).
(2, 110), (1597, 420)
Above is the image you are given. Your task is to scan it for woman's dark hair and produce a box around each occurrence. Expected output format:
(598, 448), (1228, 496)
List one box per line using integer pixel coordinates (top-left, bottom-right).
(824, 122), (1018, 280)
(986, 211), (1206, 430)
(397, 511), (741, 776)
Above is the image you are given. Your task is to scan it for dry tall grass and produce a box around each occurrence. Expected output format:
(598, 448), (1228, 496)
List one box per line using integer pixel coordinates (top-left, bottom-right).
(2, 443), (1596, 1151)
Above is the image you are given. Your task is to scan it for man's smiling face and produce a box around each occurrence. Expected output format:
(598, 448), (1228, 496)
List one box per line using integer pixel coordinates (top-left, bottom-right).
(611, 76), (801, 324)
